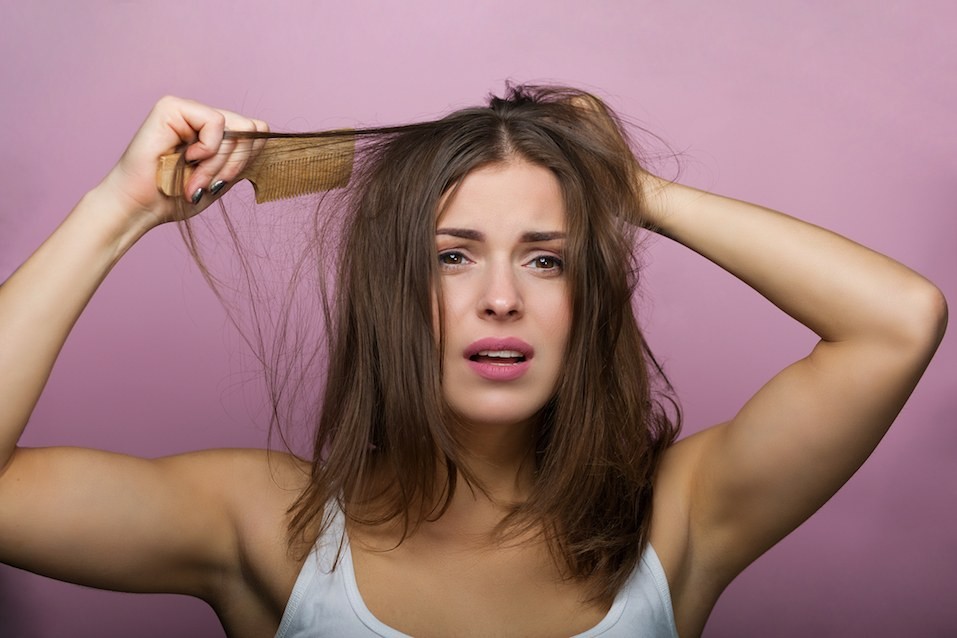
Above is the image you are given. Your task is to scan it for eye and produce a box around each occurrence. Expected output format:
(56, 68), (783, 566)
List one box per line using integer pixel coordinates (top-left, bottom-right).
(438, 250), (472, 269)
(526, 254), (564, 274)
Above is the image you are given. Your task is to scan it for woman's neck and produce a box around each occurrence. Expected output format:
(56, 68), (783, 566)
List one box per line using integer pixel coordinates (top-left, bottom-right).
(450, 417), (538, 502)
(350, 418), (540, 547)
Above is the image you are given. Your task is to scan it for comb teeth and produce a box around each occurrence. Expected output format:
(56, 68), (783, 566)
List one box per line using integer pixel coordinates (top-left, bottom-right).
(249, 145), (354, 203)
(155, 134), (356, 202)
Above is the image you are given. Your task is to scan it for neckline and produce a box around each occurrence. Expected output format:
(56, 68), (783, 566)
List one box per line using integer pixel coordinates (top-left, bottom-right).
(339, 527), (632, 637)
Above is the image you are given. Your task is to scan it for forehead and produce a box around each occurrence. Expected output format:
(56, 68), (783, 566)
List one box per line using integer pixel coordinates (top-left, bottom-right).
(436, 160), (566, 232)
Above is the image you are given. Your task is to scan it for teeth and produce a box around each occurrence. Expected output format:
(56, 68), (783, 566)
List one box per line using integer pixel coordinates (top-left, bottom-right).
(478, 350), (523, 358)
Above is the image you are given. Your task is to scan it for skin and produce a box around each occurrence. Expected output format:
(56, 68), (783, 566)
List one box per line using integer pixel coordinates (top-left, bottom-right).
(0, 97), (947, 637)
(435, 160), (571, 467)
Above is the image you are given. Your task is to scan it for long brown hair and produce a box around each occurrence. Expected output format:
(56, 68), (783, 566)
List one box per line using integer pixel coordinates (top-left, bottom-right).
(182, 84), (681, 604)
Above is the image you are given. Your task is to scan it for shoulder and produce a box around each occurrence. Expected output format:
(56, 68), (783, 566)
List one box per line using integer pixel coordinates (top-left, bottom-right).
(649, 428), (709, 578)
(171, 448), (313, 624)
(170, 447), (309, 494)
(154, 447), (309, 522)
(649, 426), (730, 637)
(176, 448), (310, 551)
(154, 447), (310, 562)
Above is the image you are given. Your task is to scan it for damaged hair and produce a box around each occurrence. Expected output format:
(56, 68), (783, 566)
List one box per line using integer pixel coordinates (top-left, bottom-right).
(180, 84), (681, 604)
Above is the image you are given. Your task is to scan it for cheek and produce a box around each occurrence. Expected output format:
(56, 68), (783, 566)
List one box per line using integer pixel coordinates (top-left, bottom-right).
(550, 289), (572, 345)
(432, 280), (470, 329)
(432, 284), (465, 355)
(536, 293), (572, 375)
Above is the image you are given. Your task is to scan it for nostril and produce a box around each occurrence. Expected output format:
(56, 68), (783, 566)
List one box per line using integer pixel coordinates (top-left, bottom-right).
(483, 306), (522, 317)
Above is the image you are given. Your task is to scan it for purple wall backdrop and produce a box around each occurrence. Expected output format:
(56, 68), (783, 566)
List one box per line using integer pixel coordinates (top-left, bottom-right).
(1, 1), (954, 636)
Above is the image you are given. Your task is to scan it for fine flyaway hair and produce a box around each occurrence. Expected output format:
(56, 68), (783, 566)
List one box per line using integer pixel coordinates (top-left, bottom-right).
(178, 83), (681, 604)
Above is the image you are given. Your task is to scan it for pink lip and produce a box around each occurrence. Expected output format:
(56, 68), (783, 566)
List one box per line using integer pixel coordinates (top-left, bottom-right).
(464, 338), (534, 382)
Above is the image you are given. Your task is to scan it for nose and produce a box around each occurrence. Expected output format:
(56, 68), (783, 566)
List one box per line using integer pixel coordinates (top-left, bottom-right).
(479, 260), (524, 319)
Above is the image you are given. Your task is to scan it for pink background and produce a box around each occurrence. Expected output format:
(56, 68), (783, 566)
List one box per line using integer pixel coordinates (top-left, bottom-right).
(1, 1), (954, 636)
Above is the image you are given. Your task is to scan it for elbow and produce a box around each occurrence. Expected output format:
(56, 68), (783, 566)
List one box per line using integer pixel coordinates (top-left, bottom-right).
(927, 283), (948, 347)
(915, 280), (947, 344)
(895, 279), (948, 356)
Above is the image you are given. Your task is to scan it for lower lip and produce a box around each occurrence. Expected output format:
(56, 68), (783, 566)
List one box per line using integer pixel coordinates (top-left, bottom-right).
(466, 359), (531, 381)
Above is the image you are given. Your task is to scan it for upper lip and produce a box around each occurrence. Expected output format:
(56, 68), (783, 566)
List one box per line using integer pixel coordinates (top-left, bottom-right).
(464, 337), (534, 360)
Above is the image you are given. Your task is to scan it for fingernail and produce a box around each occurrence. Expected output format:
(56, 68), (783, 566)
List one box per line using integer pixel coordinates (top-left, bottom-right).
(191, 188), (204, 204)
(209, 179), (227, 196)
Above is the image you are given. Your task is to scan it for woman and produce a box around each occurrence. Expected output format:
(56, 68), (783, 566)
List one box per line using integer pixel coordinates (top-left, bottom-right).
(0, 86), (946, 637)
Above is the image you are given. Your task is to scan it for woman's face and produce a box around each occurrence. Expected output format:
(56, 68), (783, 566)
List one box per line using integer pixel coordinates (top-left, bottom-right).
(435, 160), (571, 431)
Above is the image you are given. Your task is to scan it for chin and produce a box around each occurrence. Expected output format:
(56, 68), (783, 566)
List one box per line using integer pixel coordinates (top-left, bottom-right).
(445, 396), (547, 431)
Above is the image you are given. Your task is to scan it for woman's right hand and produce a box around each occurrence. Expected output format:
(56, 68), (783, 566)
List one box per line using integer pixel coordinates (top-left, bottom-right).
(97, 96), (269, 231)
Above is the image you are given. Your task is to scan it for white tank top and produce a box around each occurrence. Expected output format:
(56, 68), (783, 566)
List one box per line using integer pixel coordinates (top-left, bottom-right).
(275, 508), (678, 637)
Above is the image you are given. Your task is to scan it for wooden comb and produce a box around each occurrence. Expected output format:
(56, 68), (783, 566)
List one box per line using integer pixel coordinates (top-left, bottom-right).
(156, 135), (356, 203)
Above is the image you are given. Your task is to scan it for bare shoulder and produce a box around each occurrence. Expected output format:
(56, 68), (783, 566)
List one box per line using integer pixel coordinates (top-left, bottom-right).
(159, 447), (309, 508)
(651, 427), (718, 559)
(164, 447), (310, 555)
(650, 427), (730, 638)
(165, 448), (312, 631)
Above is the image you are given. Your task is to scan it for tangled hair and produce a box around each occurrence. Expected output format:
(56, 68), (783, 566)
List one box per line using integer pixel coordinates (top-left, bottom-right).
(181, 84), (681, 604)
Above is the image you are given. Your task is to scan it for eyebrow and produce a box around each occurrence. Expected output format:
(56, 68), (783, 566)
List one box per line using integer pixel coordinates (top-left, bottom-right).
(436, 228), (566, 243)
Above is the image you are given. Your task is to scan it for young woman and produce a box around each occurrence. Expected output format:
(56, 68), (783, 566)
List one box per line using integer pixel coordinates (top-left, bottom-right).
(0, 86), (946, 637)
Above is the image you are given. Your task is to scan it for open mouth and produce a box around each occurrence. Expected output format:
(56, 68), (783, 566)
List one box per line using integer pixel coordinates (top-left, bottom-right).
(464, 340), (533, 381)
(469, 350), (527, 365)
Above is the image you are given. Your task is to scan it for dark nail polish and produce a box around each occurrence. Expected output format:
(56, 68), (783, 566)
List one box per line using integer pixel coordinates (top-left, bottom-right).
(191, 188), (204, 204)
(209, 180), (227, 196)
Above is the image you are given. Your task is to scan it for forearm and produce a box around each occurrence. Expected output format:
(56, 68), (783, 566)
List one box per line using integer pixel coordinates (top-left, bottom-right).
(640, 174), (946, 347)
(0, 186), (155, 466)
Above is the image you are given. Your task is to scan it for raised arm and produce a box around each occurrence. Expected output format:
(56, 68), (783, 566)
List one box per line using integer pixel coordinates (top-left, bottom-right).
(643, 174), (947, 594)
(0, 98), (287, 601)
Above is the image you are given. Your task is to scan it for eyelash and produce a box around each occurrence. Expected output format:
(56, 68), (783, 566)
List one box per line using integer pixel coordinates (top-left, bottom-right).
(436, 251), (565, 274)
(527, 255), (564, 273)
(437, 251), (472, 268)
